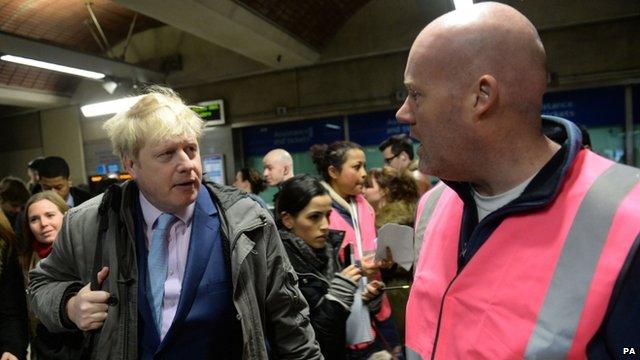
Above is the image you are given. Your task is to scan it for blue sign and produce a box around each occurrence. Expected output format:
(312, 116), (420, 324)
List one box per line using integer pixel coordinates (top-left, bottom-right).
(348, 110), (410, 146)
(107, 164), (120, 173)
(243, 117), (344, 156)
(542, 86), (625, 127)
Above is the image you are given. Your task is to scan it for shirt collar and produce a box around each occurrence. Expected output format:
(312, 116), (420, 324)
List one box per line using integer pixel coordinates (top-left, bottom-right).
(66, 192), (74, 207)
(139, 191), (195, 228)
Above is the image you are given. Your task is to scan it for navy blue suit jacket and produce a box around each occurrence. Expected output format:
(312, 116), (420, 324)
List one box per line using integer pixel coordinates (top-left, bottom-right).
(135, 185), (240, 358)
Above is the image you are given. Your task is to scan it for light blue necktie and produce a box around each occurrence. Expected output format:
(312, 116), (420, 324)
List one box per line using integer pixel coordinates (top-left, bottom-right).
(148, 213), (175, 332)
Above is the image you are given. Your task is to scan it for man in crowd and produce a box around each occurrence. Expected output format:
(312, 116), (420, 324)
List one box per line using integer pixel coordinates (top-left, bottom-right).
(26, 156), (44, 193)
(378, 134), (431, 195)
(262, 148), (294, 187)
(28, 87), (321, 359)
(0, 177), (29, 229)
(397, 2), (639, 359)
(39, 156), (92, 207)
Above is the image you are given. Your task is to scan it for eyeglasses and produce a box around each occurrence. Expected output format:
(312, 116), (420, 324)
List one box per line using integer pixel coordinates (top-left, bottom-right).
(383, 153), (400, 165)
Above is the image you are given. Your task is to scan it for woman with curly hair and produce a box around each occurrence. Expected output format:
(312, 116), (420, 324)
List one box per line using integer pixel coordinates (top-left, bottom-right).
(364, 166), (419, 343)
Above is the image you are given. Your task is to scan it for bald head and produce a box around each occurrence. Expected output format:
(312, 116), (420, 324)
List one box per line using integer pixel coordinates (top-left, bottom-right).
(413, 2), (547, 117)
(397, 2), (552, 183)
(262, 148), (294, 186)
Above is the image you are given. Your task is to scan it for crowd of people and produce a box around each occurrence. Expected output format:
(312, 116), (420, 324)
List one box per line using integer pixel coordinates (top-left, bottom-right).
(1, 2), (639, 360)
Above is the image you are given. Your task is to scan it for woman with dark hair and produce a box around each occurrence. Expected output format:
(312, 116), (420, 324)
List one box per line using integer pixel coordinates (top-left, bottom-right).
(21, 192), (83, 359)
(276, 174), (382, 359)
(233, 167), (269, 210)
(310, 141), (399, 359)
(233, 168), (267, 195)
(0, 209), (28, 360)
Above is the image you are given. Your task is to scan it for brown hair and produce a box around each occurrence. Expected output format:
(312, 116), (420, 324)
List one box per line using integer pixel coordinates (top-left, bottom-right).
(0, 176), (30, 205)
(366, 166), (419, 204)
(0, 208), (16, 248)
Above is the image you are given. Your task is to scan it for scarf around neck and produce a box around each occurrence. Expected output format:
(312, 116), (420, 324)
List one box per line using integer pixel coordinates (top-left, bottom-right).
(32, 240), (53, 259)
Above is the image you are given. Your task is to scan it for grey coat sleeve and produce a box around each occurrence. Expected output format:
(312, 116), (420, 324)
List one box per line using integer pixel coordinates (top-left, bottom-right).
(27, 210), (86, 333)
(263, 220), (324, 360)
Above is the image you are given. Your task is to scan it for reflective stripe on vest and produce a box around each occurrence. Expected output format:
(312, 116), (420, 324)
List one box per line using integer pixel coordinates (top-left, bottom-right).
(525, 163), (640, 358)
(406, 151), (640, 359)
(414, 184), (445, 268)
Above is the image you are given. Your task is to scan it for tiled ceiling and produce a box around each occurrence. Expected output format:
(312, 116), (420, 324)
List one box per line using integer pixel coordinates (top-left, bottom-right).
(236, 0), (371, 49)
(0, 0), (164, 95)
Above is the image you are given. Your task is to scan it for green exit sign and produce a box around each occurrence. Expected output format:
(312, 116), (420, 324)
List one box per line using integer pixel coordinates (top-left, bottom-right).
(192, 99), (225, 126)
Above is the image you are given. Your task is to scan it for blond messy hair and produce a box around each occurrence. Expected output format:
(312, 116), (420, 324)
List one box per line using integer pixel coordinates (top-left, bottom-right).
(103, 86), (204, 160)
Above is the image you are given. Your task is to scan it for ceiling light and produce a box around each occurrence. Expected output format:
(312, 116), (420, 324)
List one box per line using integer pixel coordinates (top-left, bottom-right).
(0, 54), (105, 80)
(102, 80), (118, 94)
(81, 95), (142, 117)
(453, 0), (473, 9)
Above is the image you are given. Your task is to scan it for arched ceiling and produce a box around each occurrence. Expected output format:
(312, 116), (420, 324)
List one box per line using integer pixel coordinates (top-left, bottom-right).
(0, 0), (163, 95)
(0, 0), (638, 116)
(0, 0), (373, 113)
(236, 0), (370, 49)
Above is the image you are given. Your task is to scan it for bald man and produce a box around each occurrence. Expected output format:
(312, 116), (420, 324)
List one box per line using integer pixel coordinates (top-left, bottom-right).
(398, 3), (640, 359)
(262, 149), (294, 187)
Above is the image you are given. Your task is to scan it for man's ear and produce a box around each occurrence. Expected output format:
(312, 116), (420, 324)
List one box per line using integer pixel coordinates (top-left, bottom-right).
(281, 212), (294, 230)
(123, 155), (137, 178)
(328, 165), (340, 180)
(474, 75), (498, 116)
(283, 164), (290, 176)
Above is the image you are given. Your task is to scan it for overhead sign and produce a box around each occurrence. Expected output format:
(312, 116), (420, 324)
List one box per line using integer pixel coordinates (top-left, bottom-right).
(192, 100), (225, 126)
(348, 110), (410, 146)
(542, 86), (625, 127)
(243, 117), (344, 156)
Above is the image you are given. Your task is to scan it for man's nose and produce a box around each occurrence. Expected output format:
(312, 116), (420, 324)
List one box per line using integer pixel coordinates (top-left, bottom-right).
(396, 97), (413, 125)
(176, 149), (196, 171)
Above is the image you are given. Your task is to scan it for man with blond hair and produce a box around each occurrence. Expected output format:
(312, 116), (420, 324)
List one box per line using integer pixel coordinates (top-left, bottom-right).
(399, 2), (640, 359)
(28, 87), (322, 359)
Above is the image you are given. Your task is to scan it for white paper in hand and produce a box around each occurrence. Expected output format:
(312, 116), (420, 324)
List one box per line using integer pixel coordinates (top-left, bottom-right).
(375, 223), (414, 271)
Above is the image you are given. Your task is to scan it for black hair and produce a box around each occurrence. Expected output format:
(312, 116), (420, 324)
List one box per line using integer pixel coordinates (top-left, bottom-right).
(275, 174), (328, 228)
(27, 157), (45, 171)
(0, 176), (30, 205)
(310, 141), (363, 182)
(378, 134), (414, 160)
(238, 167), (266, 194)
(39, 156), (70, 179)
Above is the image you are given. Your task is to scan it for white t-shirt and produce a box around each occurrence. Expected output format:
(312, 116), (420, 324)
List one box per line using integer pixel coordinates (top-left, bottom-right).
(472, 173), (537, 222)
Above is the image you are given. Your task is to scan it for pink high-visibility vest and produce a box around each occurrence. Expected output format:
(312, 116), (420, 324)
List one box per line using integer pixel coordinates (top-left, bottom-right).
(406, 150), (640, 359)
(329, 194), (391, 321)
